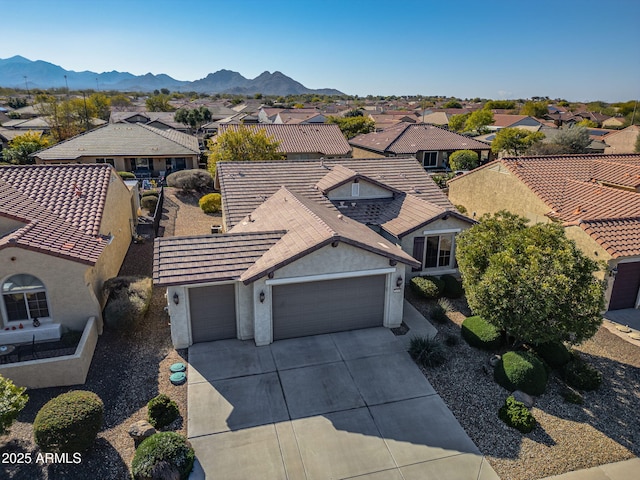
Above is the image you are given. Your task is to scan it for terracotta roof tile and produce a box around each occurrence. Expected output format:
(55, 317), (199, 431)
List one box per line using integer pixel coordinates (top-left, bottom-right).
(349, 123), (491, 154)
(218, 124), (351, 156)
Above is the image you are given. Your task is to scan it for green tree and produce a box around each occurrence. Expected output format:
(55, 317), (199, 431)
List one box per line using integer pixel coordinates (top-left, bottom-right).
(0, 375), (28, 435)
(551, 125), (590, 154)
(443, 100), (462, 109)
(2, 131), (50, 164)
(449, 150), (479, 171)
(456, 211), (605, 346)
(207, 126), (284, 175)
(464, 109), (494, 133)
(110, 94), (132, 111)
(174, 106), (212, 133)
(577, 119), (597, 128)
(326, 115), (375, 139)
(520, 101), (549, 118)
(36, 94), (97, 141)
(88, 93), (111, 121)
(491, 128), (545, 156)
(448, 113), (470, 132)
(145, 94), (174, 112)
(485, 100), (516, 110)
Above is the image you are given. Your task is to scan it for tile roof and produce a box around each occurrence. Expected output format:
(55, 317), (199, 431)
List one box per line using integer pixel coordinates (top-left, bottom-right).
(491, 114), (540, 128)
(218, 124), (351, 156)
(274, 112), (325, 124)
(110, 111), (186, 130)
(33, 123), (200, 161)
(229, 187), (421, 282)
(484, 154), (640, 258)
(349, 123), (491, 154)
(216, 157), (454, 230)
(153, 232), (284, 286)
(0, 169), (108, 265)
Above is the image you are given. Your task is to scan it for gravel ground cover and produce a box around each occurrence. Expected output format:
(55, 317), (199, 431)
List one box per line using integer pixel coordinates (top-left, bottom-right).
(0, 198), (187, 479)
(405, 289), (640, 480)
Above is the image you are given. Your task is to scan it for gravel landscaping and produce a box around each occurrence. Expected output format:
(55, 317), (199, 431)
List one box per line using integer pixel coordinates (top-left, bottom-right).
(405, 289), (640, 480)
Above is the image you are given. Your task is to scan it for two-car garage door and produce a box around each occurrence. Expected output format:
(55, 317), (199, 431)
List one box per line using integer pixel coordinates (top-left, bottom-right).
(272, 275), (386, 340)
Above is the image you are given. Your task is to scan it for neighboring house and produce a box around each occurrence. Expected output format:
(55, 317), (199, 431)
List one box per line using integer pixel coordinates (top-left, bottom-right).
(32, 123), (200, 177)
(419, 111), (452, 127)
(216, 124), (352, 160)
(368, 113), (417, 131)
(0, 164), (136, 339)
(604, 125), (640, 154)
(110, 111), (189, 132)
(488, 114), (543, 132)
(0, 127), (42, 154)
(601, 117), (626, 129)
(154, 157), (473, 347)
(202, 113), (260, 135)
(349, 123), (492, 169)
(258, 108), (324, 124)
(448, 153), (640, 311)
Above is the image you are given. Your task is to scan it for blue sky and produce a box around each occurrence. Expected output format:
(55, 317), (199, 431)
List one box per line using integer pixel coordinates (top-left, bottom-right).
(2, 0), (639, 101)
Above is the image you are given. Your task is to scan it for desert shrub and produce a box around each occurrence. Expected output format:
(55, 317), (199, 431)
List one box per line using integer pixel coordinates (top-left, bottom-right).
(118, 171), (136, 179)
(533, 341), (571, 369)
(562, 357), (602, 391)
(0, 375), (28, 436)
(455, 204), (468, 214)
(199, 193), (222, 213)
(410, 276), (444, 299)
(494, 351), (548, 396)
(131, 432), (195, 480)
(441, 274), (464, 298)
(408, 336), (447, 368)
(147, 394), (180, 429)
(102, 276), (153, 330)
(445, 333), (460, 347)
(141, 189), (159, 197)
(461, 316), (503, 350)
(141, 194), (159, 212)
(449, 149), (479, 171)
(166, 169), (213, 191)
(430, 298), (452, 324)
(498, 396), (537, 433)
(33, 390), (104, 453)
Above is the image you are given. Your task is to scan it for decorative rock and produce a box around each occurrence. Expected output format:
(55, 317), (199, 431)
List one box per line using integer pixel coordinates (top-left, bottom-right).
(512, 390), (535, 409)
(128, 420), (156, 443)
(629, 332), (640, 340)
(489, 354), (501, 367)
(615, 325), (632, 333)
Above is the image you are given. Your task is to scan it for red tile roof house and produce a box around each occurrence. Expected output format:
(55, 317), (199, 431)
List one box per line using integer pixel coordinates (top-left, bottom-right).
(32, 123), (201, 177)
(154, 157), (474, 347)
(448, 154), (640, 311)
(349, 123), (492, 170)
(216, 124), (352, 160)
(0, 164), (137, 387)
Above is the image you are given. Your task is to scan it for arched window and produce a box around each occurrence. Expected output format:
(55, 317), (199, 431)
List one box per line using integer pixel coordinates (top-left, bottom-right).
(2, 274), (50, 322)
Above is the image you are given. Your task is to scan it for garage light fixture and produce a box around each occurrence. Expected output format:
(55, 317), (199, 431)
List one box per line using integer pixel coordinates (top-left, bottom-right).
(396, 276), (403, 287)
(259, 291), (265, 303)
(173, 292), (180, 305)
(609, 266), (618, 277)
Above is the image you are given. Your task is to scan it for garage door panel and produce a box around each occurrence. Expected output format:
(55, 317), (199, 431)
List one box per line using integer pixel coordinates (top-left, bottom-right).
(609, 262), (640, 310)
(189, 284), (237, 342)
(273, 275), (385, 340)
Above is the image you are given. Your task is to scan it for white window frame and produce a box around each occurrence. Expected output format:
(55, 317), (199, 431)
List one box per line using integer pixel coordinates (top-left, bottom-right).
(1, 275), (51, 325)
(351, 180), (360, 197)
(417, 228), (461, 272)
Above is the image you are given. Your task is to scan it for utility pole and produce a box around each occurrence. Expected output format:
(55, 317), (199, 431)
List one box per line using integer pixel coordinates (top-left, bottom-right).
(23, 75), (30, 99)
(631, 99), (638, 126)
(96, 77), (99, 91)
(64, 75), (69, 96)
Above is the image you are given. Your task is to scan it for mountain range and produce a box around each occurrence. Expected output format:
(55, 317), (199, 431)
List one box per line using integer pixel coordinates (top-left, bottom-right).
(0, 56), (344, 96)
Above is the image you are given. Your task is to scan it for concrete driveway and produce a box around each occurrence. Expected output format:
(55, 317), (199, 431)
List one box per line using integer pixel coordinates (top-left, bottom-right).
(187, 328), (498, 480)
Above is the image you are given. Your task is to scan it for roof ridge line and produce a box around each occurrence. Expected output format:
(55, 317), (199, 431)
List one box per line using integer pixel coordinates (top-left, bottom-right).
(279, 186), (337, 236)
(138, 123), (199, 153)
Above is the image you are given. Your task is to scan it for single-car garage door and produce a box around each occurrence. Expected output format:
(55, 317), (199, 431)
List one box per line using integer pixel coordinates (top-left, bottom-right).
(609, 262), (640, 310)
(272, 275), (386, 340)
(189, 284), (236, 343)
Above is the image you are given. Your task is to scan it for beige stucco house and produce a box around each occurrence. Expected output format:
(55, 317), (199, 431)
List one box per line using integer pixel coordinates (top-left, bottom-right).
(448, 153), (640, 311)
(32, 123), (200, 177)
(604, 125), (640, 154)
(154, 157), (474, 348)
(0, 164), (136, 342)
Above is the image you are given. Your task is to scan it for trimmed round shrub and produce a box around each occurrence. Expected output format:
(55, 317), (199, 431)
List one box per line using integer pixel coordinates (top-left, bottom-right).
(166, 169), (213, 191)
(449, 149), (479, 171)
(494, 351), (548, 396)
(534, 341), (571, 369)
(33, 390), (104, 453)
(562, 357), (602, 391)
(141, 194), (159, 212)
(410, 276), (444, 299)
(131, 432), (195, 480)
(498, 395), (536, 433)
(118, 171), (136, 179)
(408, 336), (447, 368)
(141, 189), (159, 197)
(441, 274), (464, 298)
(199, 193), (222, 213)
(461, 316), (503, 350)
(103, 276), (153, 330)
(147, 394), (180, 429)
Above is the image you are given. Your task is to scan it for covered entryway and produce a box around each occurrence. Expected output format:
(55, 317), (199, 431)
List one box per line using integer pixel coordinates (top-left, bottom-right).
(272, 275), (386, 340)
(189, 284), (236, 343)
(609, 262), (640, 310)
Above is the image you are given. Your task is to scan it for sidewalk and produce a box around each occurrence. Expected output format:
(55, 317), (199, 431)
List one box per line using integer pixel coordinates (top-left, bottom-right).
(542, 458), (640, 480)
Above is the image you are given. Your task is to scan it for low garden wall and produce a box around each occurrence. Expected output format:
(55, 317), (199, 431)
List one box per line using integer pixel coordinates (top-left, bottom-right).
(0, 317), (98, 389)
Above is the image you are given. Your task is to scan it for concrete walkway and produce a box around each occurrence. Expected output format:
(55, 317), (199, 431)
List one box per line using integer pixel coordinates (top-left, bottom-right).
(542, 458), (640, 480)
(187, 324), (498, 480)
(603, 309), (640, 347)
